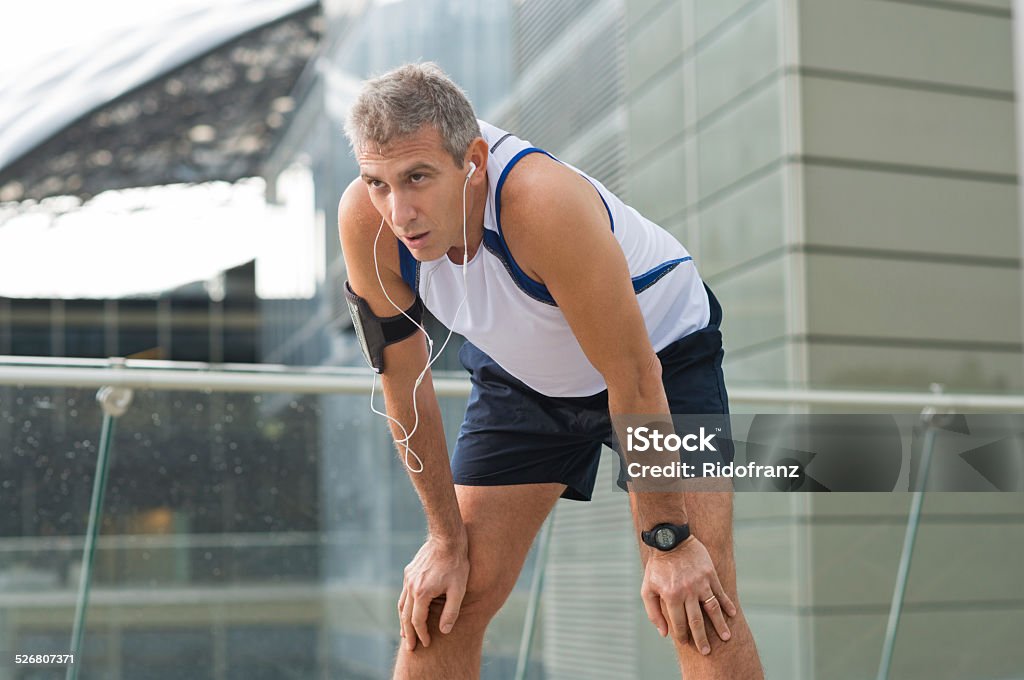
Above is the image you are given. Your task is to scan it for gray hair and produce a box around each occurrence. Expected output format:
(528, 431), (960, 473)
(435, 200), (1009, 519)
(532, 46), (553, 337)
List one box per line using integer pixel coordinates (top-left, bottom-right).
(345, 62), (482, 167)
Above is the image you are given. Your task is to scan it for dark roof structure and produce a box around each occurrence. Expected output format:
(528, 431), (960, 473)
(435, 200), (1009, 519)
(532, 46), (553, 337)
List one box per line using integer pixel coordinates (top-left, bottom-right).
(0, 2), (323, 203)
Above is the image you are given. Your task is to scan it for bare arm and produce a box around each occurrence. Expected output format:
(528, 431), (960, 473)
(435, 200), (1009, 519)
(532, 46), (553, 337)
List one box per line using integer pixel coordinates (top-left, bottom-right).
(498, 156), (687, 527)
(338, 178), (465, 546)
(500, 155), (736, 652)
(338, 179), (468, 649)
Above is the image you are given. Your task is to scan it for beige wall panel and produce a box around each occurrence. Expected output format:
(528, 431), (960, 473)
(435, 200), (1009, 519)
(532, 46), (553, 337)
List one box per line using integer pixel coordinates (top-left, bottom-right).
(801, 76), (1017, 175)
(733, 523), (803, 606)
(696, 0), (779, 120)
(800, 0), (1013, 91)
(811, 608), (1024, 680)
(627, 0), (684, 91)
(700, 168), (787, 278)
(627, 64), (686, 162)
(697, 82), (784, 200)
(736, 492), (811, 521)
(807, 520), (1024, 607)
(806, 340), (1023, 392)
(802, 164), (1020, 259)
(626, 140), (688, 224)
(722, 343), (791, 387)
(626, 0), (671, 29)
(710, 256), (789, 352)
(901, 0), (1011, 10)
(810, 492), (1024, 517)
(804, 254), (1022, 344)
(914, 491), (1024, 514)
(694, 0), (762, 43)
(742, 610), (803, 679)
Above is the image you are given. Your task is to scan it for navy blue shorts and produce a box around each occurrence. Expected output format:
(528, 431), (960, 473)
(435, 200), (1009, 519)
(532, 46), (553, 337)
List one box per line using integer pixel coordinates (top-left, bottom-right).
(451, 284), (732, 501)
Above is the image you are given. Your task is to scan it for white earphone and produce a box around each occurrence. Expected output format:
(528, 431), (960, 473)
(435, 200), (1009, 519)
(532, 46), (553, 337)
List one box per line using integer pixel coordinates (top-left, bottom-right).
(368, 158), (478, 473)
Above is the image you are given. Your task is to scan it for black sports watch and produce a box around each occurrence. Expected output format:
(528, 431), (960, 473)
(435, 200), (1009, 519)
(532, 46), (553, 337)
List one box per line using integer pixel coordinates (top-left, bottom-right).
(641, 523), (691, 551)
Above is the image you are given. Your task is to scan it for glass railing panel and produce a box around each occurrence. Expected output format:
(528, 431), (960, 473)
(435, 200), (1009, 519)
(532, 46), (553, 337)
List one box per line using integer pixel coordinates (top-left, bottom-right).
(1, 381), (547, 679)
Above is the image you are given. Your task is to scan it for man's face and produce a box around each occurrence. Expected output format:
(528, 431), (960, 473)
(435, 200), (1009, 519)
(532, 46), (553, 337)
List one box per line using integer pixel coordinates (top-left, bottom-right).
(357, 125), (471, 262)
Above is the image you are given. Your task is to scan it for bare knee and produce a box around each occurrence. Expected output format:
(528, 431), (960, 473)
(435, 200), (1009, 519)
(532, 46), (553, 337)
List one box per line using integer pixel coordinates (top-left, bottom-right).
(413, 557), (518, 644)
(458, 561), (517, 625)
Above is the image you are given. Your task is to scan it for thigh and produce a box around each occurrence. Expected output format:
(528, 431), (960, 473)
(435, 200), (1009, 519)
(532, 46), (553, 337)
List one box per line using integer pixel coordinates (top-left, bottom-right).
(454, 482), (566, 613)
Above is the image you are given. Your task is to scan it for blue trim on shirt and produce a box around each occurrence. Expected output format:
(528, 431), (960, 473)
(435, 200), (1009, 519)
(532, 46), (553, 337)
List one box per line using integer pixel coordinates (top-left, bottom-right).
(493, 148), (558, 305)
(493, 147), (617, 306)
(397, 240), (419, 291)
(492, 142), (688, 304)
(480, 229), (559, 306)
(631, 257), (692, 293)
(597, 190), (614, 234)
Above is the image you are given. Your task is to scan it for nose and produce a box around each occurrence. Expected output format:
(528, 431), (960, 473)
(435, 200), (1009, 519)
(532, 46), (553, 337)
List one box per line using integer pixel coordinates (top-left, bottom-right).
(388, 191), (416, 229)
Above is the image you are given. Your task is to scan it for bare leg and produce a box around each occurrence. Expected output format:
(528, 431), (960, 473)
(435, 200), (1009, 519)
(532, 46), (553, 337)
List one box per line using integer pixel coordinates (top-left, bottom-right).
(629, 480), (765, 679)
(393, 482), (566, 680)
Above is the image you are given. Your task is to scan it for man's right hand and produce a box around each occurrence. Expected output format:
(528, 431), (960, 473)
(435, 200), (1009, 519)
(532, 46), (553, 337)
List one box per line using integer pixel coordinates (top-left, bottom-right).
(398, 534), (470, 650)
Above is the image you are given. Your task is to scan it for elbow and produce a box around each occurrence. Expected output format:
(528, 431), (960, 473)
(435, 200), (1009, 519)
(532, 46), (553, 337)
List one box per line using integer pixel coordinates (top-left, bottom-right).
(605, 353), (663, 407)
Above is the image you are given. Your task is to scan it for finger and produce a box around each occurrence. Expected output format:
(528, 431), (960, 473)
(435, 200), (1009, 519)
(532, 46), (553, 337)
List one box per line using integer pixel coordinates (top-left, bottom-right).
(400, 590), (416, 651)
(440, 583), (465, 635)
(641, 588), (668, 637)
(398, 587), (407, 630)
(713, 577), (739, 617)
(665, 596), (690, 647)
(411, 589), (432, 648)
(661, 599), (673, 635)
(685, 597), (711, 655)
(702, 593), (732, 642)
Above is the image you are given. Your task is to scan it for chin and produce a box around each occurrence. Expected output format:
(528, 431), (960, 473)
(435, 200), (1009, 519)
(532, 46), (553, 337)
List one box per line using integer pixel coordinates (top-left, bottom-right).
(412, 247), (447, 263)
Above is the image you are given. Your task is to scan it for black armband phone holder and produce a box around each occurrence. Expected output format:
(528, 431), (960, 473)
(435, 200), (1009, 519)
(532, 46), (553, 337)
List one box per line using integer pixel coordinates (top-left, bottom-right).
(343, 280), (424, 373)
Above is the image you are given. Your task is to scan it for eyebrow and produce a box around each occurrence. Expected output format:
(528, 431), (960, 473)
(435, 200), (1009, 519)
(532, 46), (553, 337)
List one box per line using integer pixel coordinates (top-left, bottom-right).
(360, 162), (440, 182)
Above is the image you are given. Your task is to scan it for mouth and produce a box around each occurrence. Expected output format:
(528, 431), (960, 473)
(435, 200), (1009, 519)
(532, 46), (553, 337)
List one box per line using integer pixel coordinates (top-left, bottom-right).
(402, 232), (430, 249)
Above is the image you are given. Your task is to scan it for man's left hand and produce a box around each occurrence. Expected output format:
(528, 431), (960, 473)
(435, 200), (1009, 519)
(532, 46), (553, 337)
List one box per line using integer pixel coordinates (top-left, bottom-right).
(640, 536), (737, 654)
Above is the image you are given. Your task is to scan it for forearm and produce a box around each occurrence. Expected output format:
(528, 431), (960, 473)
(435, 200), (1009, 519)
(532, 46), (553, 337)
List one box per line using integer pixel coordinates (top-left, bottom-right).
(608, 360), (690, 529)
(382, 371), (465, 545)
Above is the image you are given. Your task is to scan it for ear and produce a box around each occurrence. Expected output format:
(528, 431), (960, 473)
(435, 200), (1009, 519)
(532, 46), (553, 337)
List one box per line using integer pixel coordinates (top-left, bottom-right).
(464, 136), (489, 182)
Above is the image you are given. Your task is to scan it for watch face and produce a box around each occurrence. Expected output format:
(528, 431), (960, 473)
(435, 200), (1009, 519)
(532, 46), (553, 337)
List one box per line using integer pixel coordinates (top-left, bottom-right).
(654, 527), (676, 549)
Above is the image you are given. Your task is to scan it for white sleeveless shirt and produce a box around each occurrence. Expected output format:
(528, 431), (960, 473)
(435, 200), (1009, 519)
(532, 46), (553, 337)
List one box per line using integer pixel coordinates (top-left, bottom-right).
(396, 120), (710, 398)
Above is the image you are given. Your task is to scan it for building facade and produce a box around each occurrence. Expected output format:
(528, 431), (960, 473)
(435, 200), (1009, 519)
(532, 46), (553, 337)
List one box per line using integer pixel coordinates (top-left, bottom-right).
(623, 1), (1023, 678)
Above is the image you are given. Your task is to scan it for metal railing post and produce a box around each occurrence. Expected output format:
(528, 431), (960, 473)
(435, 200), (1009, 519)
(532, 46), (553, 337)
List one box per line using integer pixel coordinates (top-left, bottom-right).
(876, 384), (943, 680)
(67, 361), (133, 680)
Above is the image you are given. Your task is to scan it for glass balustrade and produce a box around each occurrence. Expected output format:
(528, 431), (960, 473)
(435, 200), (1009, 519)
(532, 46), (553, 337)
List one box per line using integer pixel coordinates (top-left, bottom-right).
(0, 374), (547, 680)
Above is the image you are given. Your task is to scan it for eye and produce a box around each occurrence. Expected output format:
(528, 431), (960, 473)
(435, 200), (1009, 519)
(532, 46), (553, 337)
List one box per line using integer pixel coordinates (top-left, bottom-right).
(409, 173), (426, 184)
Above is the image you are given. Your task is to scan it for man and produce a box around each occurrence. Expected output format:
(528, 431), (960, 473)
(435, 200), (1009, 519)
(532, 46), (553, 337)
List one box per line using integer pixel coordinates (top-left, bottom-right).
(339, 62), (764, 679)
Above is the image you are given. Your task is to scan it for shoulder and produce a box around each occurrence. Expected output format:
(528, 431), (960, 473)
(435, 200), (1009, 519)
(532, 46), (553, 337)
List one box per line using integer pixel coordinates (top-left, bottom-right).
(498, 152), (614, 279)
(500, 152), (608, 228)
(498, 152), (569, 218)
